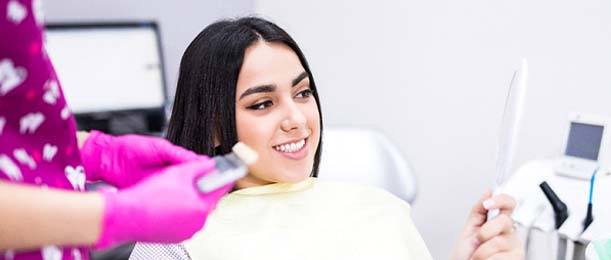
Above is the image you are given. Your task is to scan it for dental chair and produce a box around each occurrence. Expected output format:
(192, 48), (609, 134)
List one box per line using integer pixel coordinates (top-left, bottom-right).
(317, 127), (418, 203)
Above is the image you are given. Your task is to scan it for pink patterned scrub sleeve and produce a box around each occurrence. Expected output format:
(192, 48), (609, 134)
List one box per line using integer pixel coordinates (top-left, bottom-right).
(1, 0), (90, 259)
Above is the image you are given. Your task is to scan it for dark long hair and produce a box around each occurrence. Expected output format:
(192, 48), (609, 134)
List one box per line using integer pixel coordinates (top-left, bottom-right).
(166, 17), (323, 177)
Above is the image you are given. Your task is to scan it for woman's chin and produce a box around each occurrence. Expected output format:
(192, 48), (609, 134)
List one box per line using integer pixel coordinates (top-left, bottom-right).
(274, 166), (314, 183)
(276, 173), (310, 183)
(236, 169), (311, 189)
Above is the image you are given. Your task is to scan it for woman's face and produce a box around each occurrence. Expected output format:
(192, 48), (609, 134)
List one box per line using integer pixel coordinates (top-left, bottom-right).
(234, 40), (320, 189)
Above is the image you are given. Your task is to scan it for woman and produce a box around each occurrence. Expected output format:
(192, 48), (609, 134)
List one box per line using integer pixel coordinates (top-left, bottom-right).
(152, 17), (523, 260)
(0, 1), (231, 259)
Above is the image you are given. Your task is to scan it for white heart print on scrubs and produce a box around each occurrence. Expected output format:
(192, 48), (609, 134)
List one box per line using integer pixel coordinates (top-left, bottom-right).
(6, 0), (27, 24)
(42, 245), (62, 260)
(14, 148), (36, 170)
(43, 144), (58, 162)
(19, 112), (45, 134)
(0, 154), (23, 181)
(60, 106), (70, 120)
(43, 80), (60, 105)
(0, 59), (27, 96)
(65, 165), (86, 191)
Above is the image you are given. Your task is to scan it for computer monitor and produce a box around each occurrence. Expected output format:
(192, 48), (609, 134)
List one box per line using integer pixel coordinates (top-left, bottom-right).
(44, 22), (167, 133)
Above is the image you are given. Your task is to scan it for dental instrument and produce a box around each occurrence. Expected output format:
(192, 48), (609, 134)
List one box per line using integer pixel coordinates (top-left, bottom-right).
(539, 181), (569, 260)
(539, 181), (569, 229)
(571, 168), (599, 260)
(129, 142), (258, 260)
(488, 58), (528, 220)
(583, 168), (598, 232)
(197, 142), (258, 193)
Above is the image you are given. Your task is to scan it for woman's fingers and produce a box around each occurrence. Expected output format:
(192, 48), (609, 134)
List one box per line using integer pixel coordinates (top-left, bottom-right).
(455, 192), (521, 260)
(471, 234), (522, 260)
(482, 193), (517, 216)
(471, 236), (511, 260)
(465, 192), (516, 230)
(465, 190), (493, 228)
(477, 214), (514, 243)
(469, 193), (522, 260)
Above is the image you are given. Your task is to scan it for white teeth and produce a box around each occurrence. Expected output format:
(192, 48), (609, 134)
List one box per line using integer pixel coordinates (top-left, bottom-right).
(274, 139), (306, 153)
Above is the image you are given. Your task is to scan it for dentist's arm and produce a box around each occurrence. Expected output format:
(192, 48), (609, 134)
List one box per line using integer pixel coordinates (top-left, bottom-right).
(0, 182), (103, 250)
(0, 159), (231, 251)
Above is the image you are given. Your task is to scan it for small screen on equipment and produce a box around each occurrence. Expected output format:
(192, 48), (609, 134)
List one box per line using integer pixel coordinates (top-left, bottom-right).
(565, 122), (604, 160)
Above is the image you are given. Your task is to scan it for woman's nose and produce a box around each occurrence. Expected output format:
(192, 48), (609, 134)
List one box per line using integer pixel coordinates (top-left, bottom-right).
(280, 102), (307, 132)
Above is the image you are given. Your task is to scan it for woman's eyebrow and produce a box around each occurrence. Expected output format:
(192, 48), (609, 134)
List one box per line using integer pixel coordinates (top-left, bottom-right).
(239, 84), (276, 100)
(239, 72), (308, 100)
(292, 71), (309, 87)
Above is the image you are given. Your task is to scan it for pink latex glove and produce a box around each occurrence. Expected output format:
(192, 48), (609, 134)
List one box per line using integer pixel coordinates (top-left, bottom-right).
(81, 130), (201, 188)
(95, 158), (232, 249)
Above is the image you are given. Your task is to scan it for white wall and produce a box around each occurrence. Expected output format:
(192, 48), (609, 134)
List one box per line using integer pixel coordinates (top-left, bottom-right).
(43, 0), (254, 99)
(254, 0), (611, 259)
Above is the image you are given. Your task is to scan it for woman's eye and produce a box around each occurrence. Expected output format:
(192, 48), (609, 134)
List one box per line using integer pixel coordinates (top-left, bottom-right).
(295, 89), (313, 99)
(247, 100), (273, 110)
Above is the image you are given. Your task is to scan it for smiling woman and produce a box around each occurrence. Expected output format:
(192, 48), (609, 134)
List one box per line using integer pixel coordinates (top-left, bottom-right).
(234, 41), (320, 188)
(155, 17), (433, 260)
(165, 17), (323, 189)
(130, 17), (522, 260)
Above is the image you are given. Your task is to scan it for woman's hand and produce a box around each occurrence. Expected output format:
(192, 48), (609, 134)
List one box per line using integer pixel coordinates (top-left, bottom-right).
(450, 191), (524, 260)
(79, 130), (202, 188)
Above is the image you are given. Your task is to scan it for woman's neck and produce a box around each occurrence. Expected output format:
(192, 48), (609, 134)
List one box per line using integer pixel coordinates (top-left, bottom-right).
(235, 174), (275, 190)
(231, 177), (315, 196)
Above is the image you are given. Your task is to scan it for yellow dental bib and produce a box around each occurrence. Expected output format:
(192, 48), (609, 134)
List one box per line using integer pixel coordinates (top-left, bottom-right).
(183, 178), (433, 260)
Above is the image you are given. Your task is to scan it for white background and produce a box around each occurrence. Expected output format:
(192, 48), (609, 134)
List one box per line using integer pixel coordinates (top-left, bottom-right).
(45, 0), (611, 258)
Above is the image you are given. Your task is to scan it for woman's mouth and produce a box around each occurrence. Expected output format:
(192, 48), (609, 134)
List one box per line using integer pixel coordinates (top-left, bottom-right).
(272, 138), (308, 160)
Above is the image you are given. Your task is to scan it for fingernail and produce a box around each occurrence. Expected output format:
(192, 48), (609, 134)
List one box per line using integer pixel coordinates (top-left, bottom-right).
(483, 199), (496, 210)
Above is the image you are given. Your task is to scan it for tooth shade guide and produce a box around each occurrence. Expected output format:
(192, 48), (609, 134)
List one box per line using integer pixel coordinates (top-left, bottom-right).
(232, 142), (258, 165)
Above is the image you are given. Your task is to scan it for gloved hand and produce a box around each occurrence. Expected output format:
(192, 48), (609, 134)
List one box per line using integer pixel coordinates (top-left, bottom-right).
(95, 158), (232, 249)
(80, 130), (201, 188)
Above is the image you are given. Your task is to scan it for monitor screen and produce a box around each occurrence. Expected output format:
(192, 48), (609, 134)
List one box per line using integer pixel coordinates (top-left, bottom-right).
(44, 23), (166, 114)
(565, 122), (604, 160)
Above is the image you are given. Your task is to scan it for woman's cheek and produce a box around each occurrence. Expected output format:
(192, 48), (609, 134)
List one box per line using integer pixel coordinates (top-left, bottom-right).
(238, 115), (273, 157)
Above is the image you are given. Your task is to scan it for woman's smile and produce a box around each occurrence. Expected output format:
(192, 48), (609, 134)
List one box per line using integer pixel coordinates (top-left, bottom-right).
(272, 137), (309, 160)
